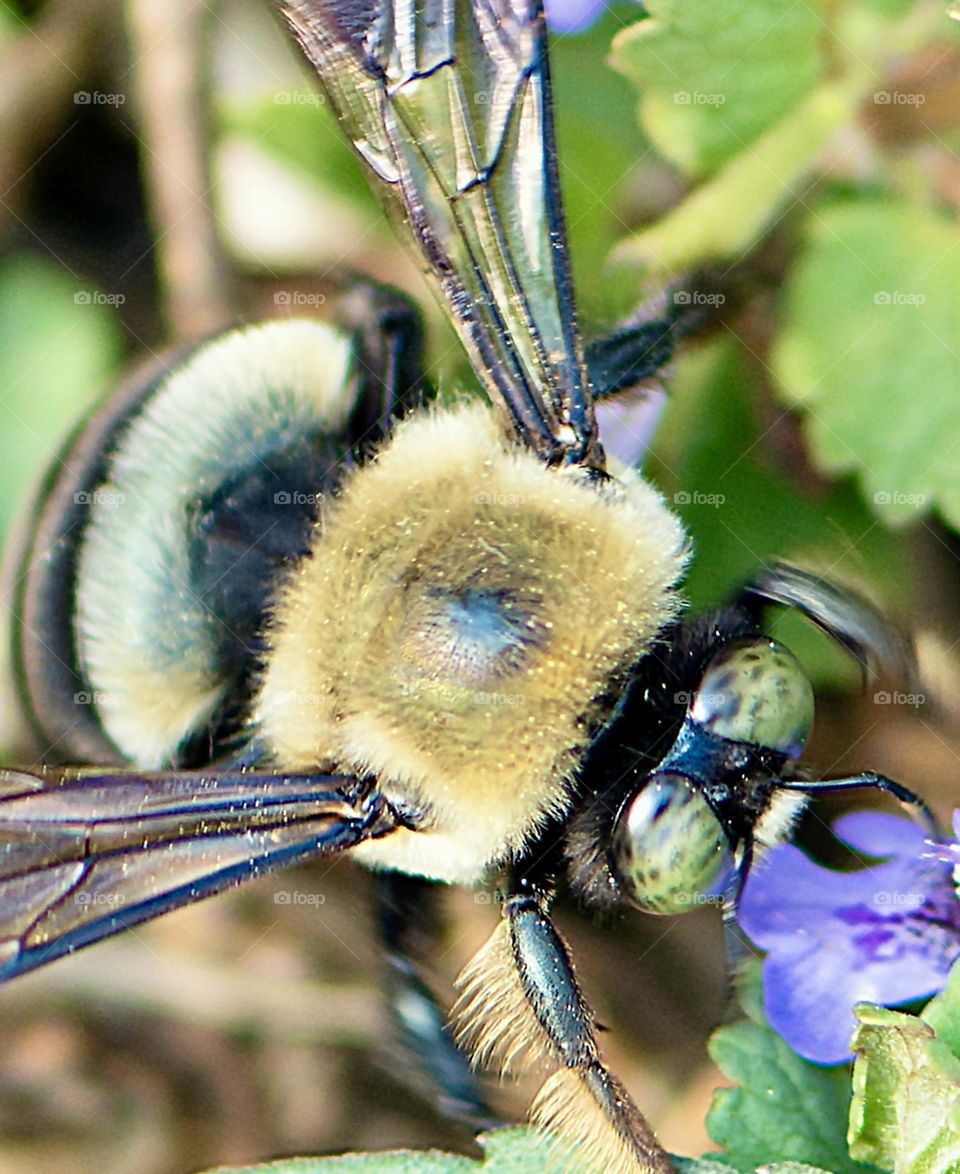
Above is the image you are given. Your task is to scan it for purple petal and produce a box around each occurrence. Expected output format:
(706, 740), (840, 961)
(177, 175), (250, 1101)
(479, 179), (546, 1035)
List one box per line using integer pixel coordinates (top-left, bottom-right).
(543, 0), (609, 33)
(764, 943), (862, 1064)
(739, 843), (928, 946)
(739, 844), (842, 945)
(764, 915), (959, 1063)
(832, 810), (929, 858)
(595, 387), (667, 469)
(741, 810), (960, 1064)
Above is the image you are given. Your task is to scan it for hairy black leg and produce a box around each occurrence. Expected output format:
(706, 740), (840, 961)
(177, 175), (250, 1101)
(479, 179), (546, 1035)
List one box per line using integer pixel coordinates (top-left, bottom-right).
(335, 280), (428, 451)
(585, 271), (733, 401)
(454, 873), (673, 1173)
(585, 320), (677, 400)
(375, 873), (497, 1130)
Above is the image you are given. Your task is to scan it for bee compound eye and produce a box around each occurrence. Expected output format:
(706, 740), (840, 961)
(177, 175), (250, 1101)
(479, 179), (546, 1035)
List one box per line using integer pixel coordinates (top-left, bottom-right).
(611, 773), (733, 916)
(690, 638), (815, 759)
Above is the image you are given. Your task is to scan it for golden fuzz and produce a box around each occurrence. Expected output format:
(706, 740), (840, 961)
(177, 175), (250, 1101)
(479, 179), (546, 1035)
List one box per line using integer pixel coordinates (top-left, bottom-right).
(256, 402), (687, 882)
(453, 919), (669, 1173)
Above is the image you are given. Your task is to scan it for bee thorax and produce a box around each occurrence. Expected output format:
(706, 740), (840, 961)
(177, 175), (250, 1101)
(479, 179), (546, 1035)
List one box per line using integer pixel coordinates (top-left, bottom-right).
(255, 402), (687, 882)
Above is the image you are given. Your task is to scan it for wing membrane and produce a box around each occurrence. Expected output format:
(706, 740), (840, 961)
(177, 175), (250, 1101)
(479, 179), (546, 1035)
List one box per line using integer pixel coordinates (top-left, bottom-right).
(0, 767), (393, 981)
(277, 0), (601, 466)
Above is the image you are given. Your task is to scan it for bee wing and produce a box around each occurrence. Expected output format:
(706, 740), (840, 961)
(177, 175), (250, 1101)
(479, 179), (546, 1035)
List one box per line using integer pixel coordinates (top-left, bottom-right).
(0, 767), (394, 981)
(277, 0), (601, 467)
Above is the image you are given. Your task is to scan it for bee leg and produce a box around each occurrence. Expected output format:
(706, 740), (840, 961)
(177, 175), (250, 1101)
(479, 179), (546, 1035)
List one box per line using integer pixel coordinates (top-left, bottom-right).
(586, 270), (733, 401)
(586, 319), (678, 401)
(454, 888), (673, 1174)
(335, 280), (428, 451)
(376, 874), (498, 1130)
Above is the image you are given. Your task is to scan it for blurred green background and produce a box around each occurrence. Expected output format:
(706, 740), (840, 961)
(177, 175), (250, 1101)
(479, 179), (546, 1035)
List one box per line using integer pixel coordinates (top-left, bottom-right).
(0, 0), (957, 1171)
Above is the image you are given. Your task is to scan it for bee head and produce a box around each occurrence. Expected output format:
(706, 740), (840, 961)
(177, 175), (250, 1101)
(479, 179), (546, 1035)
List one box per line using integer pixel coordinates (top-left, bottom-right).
(609, 639), (815, 916)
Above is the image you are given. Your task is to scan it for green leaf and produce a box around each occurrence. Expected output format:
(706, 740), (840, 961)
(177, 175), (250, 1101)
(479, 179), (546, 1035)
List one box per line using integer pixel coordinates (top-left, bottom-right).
(198, 1151), (473, 1172)
(219, 91), (379, 213)
(609, 0), (824, 176)
(0, 255), (123, 543)
(771, 201), (960, 531)
(196, 1128), (834, 1174)
(196, 1128), (588, 1174)
(674, 1160), (737, 1174)
(675, 1160), (835, 1173)
(650, 338), (908, 627)
(608, 80), (860, 279)
(922, 958), (960, 1062)
(849, 1004), (960, 1173)
(755, 1167), (835, 1174)
(707, 1015), (874, 1174)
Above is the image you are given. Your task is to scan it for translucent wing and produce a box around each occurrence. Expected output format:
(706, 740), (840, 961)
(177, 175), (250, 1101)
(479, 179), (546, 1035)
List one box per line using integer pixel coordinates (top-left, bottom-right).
(0, 767), (394, 981)
(277, 0), (601, 467)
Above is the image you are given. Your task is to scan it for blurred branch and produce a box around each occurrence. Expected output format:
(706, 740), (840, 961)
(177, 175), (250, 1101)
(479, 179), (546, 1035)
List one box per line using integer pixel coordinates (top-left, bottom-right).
(0, 0), (116, 236)
(125, 0), (232, 340)
(5, 939), (382, 1045)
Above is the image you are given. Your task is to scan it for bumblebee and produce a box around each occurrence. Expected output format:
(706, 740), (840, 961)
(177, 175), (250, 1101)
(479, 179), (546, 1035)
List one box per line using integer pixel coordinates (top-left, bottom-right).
(0, 1), (932, 1171)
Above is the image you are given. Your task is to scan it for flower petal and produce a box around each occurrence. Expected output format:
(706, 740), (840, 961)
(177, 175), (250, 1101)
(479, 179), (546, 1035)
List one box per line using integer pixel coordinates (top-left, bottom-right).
(764, 921), (957, 1063)
(764, 943), (862, 1064)
(743, 810), (960, 1064)
(596, 388), (667, 470)
(832, 810), (929, 859)
(739, 840), (927, 946)
(543, 0), (608, 33)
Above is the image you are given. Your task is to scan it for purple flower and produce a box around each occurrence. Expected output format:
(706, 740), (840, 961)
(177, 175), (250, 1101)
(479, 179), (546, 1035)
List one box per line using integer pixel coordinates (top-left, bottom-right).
(739, 811), (960, 1065)
(543, 0), (610, 34)
(595, 386), (667, 469)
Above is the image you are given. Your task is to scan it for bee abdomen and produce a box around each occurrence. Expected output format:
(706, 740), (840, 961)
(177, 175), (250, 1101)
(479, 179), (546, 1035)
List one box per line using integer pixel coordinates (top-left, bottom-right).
(10, 319), (358, 767)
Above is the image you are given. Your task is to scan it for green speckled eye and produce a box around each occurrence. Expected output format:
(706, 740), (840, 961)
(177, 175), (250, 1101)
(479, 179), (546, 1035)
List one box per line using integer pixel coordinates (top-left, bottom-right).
(611, 773), (733, 916)
(690, 639), (814, 760)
